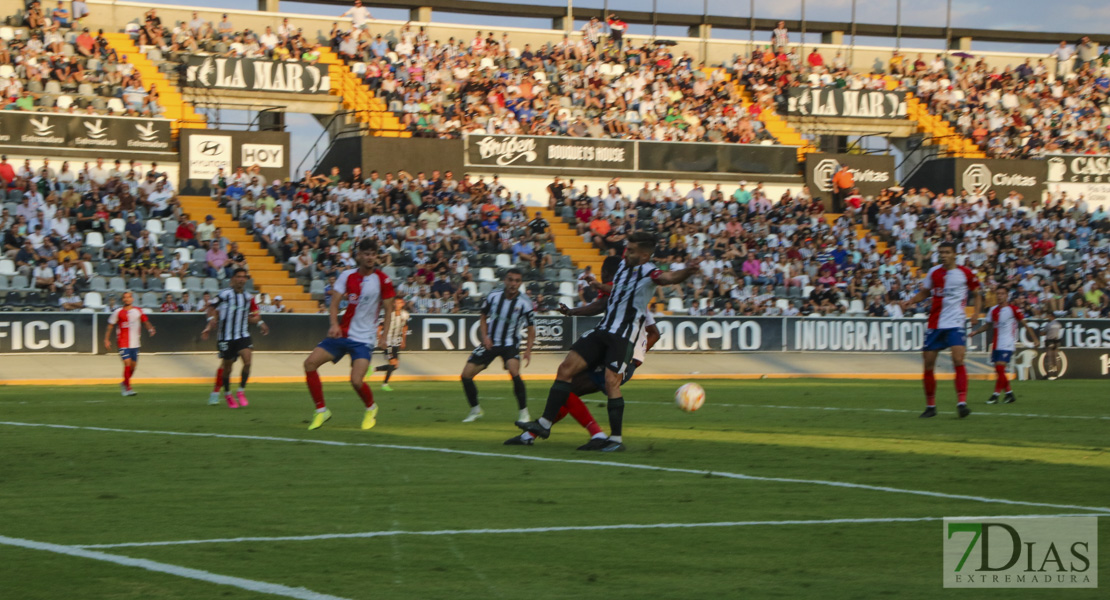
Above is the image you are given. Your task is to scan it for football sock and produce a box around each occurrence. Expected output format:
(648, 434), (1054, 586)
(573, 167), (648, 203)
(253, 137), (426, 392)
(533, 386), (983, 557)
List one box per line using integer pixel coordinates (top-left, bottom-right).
(374, 365), (390, 372)
(356, 383), (375, 409)
(213, 368), (223, 392)
(521, 431), (535, 441)
(222, 367), (232, 393)
(512, 376), (527, 410)
(607, 397), (625, 438)
(123, 364), (133, 388)
(609, 435), (622, 443)
(541, 380), (573, 422)
(305, 370), (326, 410)
(239, 366), (250, 389)
(383, 365), (395, 383)
(955, 365), (968, 404)
(995, 364), (1010, 392)
(461, 377), (479, 408)
(565, 393), (603, 437)
(923, 369), (937, 407)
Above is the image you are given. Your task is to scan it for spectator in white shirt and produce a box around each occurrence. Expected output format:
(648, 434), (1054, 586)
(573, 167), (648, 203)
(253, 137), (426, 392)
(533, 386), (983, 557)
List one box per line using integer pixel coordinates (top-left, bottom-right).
(341, 0), (372, 29)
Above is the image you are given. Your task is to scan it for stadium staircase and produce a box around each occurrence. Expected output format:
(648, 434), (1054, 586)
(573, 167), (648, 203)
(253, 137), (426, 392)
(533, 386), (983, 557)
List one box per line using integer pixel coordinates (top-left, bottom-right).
(714, 68), (817, 161)
(317, 48), (409, 137)
(534, 207), (604, 274)
(100, 32), (206, 131)
(177, 196), (317, 312)
(824, 213), (919, 278)
(872, 77), (983, 159)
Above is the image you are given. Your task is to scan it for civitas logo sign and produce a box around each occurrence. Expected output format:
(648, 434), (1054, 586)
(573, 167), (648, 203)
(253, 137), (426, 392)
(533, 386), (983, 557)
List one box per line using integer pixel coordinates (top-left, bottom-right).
(962, 164), (1037, 193)
(476, 136), (538, 165)
(813, 159), (891, 192)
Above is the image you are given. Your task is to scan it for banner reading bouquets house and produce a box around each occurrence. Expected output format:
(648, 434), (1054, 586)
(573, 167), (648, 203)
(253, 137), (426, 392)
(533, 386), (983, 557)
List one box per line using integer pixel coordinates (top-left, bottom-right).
(184, 56), (330, 94)
(805, 153), (895, 206)
(0, 112), (173, 155)
(463, 134), (797, 177)
(783, 87), (908, 119)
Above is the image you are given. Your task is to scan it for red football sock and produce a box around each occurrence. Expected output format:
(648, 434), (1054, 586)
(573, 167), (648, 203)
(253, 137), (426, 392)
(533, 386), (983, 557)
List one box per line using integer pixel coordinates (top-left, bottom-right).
(564, 393), (603, 437)
(923, 369), (936, 407)
(554, 405), (570, 423)
(955, 365), (968, 404)
(357, 383), (375, 409)
(995, 364), (1011, 392)
(213, 368), (224, 393)
(305, 371), (326, 410)
(123, 364), (133, 387)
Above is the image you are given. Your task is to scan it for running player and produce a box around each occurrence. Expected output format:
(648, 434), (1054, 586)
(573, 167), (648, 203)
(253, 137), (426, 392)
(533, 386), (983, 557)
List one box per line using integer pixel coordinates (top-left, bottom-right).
(201, 268), (269, 408)
(303, 238), (395, 430)
(969, 287), (1038, 404)
(375, 297), (409, 391)
(517, 232), (700, 451)
(103, 291), (156, 396)
(506, 257), (661, 449)
(460, 268), (535, 423)
(902, 241), (982, 418)
(1041, 311), (1064, 380)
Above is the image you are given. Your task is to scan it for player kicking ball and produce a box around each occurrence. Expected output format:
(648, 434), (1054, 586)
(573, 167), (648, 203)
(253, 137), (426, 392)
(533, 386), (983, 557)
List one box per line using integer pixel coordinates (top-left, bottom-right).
(200, 268), (269, 408)
(375, 297), (409, 391)
(969, 286), (1038, 404)
(104, 291), (155, 396)
(517, 232), (699, 451)
(506, 257), (660, 449)
(303, 238), (395, 431)
(460, 268), (535, 423)
(902, 241), (982, 418)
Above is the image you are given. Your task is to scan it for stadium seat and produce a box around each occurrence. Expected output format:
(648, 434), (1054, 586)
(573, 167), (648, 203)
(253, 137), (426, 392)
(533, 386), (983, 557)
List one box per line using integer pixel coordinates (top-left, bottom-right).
(202, 278), (220, 293)
(558, 268), (574, 282)
(191, 248), (207, 263)
(462, 281), (478, 296)
(89, 276), (107, 291)
(183, 276), (202, 291)
(803, 285), (815, 298)
(140, 292), (159, 308)
(109, 218), (125, 233)
(309, 280), (326, 295)
(0, 259), (14, 275)
(478, 267), (497, 282)
(106, 98), (125, 113)
(559, 295), (575, 308)
(558, 282), (575, 296)
(495, 254), (513, 269)
(775, 298), (791, 311)
(381, 266), (397, 278)
(0, 275), (8, 290)
(848, 299), (865, 315)
(174, 248), (191, 263)
(478, 281), (494, 296)
(55, 95), (73, 109)
(667, 298), (685, 312)
(95, 262), (116, 276)
(147, 278), (165, 292)
(146, 220), (164, 235)
(84, 231), (104, 248)
(164, 277), (183, 293)
(108, 277), (126, 292)
(787, 286), (802, 298)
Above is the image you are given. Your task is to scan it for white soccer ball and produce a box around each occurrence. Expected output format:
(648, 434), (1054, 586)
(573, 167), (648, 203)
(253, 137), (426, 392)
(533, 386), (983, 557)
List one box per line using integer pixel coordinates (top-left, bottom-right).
(674, 383), (705, 412)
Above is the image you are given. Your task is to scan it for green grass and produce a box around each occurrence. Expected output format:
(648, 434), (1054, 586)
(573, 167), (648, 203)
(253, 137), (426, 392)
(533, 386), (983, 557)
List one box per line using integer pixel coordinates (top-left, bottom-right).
(1, 378), (1107, 599)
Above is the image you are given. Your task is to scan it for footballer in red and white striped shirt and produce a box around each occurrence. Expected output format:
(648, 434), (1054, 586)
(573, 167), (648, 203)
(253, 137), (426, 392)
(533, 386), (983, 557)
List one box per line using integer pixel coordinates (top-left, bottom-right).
(103, 291), (156, 396)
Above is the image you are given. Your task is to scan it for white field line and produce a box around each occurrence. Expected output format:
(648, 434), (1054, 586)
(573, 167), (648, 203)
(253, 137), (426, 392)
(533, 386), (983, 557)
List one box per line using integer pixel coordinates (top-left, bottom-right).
(73, 514), (1105, 550)
(0, 535), (351, 600)
(4, 420), (1110, 515)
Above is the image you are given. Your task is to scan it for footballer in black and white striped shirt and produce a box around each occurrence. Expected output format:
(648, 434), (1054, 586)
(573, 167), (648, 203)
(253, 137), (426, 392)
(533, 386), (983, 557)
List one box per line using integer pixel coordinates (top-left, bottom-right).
(516, 232), (701, 452)
(201, 268), (269, 409)
(374, 298), (409, 391)
(460, 268), (535, 423)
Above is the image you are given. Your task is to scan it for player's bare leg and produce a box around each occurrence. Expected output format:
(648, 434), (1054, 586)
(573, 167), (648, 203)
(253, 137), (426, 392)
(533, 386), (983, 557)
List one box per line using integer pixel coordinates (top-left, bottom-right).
(920, 350), (939, 418)
(505, 357), (529, 421)
(304, 347), (336, 430)
(988, 360), (1013, 404)
(235, 348), (253, 407)
(460, 361), (488, 422)
(350, 357), (378, 430)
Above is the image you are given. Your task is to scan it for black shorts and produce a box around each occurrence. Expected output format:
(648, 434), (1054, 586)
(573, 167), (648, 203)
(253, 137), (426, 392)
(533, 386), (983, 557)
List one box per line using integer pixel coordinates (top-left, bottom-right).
(383, 345), (401, 361)
(571, 329), (633, 374)
(218, 337), (253, 360)
(467, 345), (520, 368)
(1045, 339), (1061, 350)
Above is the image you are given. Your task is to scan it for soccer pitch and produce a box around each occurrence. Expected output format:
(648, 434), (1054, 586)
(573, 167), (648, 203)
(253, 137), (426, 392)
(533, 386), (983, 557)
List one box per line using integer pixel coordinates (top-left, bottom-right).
(2, 379), (1107, 599)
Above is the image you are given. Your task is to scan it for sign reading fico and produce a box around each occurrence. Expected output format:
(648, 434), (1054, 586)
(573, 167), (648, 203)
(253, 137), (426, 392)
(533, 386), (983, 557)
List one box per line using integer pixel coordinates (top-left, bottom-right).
(187, 134), (232, 180)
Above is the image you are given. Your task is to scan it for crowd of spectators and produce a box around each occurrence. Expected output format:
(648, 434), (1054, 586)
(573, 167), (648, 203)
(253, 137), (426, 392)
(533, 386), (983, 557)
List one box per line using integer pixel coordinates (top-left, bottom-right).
(3, 1), (163, 115)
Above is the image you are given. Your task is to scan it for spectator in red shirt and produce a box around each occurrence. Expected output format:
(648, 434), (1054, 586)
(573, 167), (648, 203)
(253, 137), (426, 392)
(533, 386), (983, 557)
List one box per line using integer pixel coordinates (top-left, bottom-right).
(174, 215), (197, 248)
(75, 27), (95, 57)
(160, 293), (180, 313)
(807, 49), (824, 68)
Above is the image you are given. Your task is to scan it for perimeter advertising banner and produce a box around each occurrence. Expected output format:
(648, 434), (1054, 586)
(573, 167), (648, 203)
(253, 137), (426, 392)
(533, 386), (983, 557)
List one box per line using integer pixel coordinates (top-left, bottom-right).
(0, 112), (174, 155)
(1044, 155), (1110, 211)
(783, 87), (908, 119)
(906, 158), (1047, 200)
(179, 129), (291, 194)
(0, 313), (95, 353)
(184, 56), (330, 94)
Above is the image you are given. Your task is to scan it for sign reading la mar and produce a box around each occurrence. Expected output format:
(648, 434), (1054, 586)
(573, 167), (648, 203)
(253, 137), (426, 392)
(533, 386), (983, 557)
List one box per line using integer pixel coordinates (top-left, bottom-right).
(185, 56), (330, 94)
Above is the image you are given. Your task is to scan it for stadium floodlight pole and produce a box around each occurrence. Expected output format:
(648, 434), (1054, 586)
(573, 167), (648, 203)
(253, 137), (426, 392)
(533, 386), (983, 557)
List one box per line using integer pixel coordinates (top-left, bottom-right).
(849, 0), (857, 68)
(800, 0), (806, 60)
(652, 0), (657, 40)
(896, 0), (902, 51)
(945, 0), (952, 53)
(749, 0), (754, 50)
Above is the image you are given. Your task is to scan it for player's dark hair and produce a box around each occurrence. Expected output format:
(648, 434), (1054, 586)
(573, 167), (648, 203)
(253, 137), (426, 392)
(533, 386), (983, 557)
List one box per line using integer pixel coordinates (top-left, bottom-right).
(938, 241), (957, 251)
(628, 231), (657, 252)
(601, 256), (622, 284)
(504, 268), (523, 279)
(357, 238), (379, 252)
(231, 267), (248, 277)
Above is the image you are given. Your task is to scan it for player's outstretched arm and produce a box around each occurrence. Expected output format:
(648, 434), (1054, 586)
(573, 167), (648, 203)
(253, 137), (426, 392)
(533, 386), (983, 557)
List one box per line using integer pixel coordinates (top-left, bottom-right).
(523, 325), (534, 367)
(560, 296), (606, 316)
(327, 291), (343, 338)
(969, 321), (992, 338)
(652, 256), (703, 286)
(1023, 323), (1040, 347)
(902, 287), (930, 311)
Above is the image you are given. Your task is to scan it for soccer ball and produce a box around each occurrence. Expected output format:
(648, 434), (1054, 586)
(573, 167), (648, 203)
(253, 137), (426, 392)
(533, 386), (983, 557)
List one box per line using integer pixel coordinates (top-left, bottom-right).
(674, 383), (705, 412)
